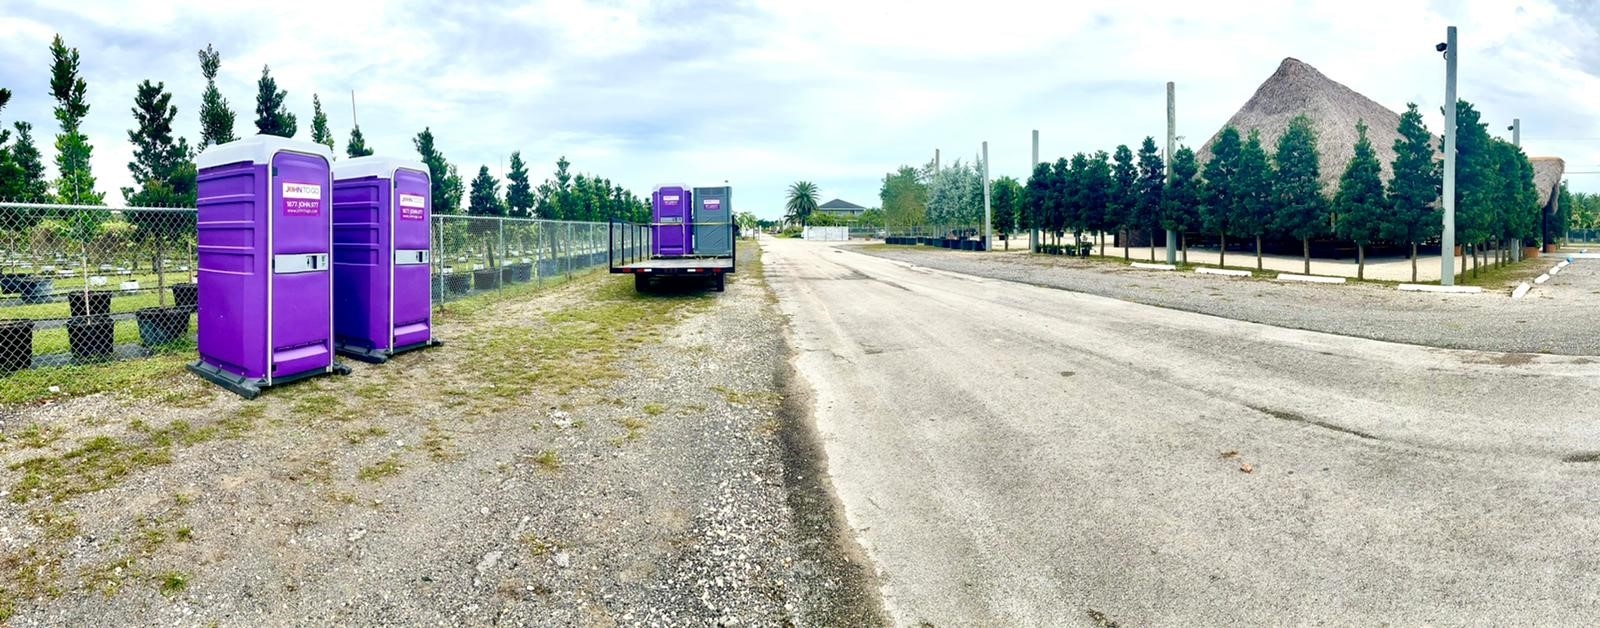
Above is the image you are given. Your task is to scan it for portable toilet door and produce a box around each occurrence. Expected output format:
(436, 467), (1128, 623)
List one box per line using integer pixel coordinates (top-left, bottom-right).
(188, 135), (348, 399)
(652, 184), (692, 257)
(691, 186), (732, 257)
(331, 156), (439, 363)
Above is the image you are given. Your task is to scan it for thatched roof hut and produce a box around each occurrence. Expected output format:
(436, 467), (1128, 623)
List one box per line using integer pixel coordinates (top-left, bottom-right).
(1531, 157), (1564, 208)
(1198, 57), (1441, 196)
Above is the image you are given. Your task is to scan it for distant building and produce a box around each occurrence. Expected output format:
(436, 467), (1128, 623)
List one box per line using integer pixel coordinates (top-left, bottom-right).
(817, 198), (866, 219)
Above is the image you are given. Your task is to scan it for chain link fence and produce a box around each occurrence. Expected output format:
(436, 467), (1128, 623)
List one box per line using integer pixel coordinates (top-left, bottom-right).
(0, 202), (634, 375)
(1568, 229), (1600, 245)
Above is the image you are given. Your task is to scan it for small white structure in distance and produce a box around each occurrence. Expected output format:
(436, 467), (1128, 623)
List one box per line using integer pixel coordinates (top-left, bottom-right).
(803, 226), (849, 242)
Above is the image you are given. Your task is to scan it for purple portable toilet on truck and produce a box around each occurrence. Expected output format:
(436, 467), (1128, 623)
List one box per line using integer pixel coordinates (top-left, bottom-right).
(652, 185), (692, 257)
(189, 136), (347, 398)
(331, 156), (440, 363)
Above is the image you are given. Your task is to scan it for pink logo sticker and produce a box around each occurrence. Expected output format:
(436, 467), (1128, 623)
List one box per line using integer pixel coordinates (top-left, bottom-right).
(282, 182), (322, 217)
(399, 193), (426, 220)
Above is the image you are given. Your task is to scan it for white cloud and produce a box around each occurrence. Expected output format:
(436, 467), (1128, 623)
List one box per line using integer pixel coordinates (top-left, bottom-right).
(3, 0), (1599, 218)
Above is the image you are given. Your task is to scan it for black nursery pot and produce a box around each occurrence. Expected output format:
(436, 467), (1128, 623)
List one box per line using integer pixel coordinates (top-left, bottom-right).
(67, 314), (115, 363)
(68, 291), (113, 318)
(172, 283), (199, 310)
(0, 319), (34, 374)
(472, 268), (500, 290)
(134, 307), (191, 348)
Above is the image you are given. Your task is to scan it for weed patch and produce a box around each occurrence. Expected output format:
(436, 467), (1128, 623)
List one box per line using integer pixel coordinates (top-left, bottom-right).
(357, 455), (404, 482)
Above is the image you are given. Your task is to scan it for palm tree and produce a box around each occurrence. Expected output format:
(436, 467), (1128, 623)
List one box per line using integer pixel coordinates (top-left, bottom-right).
(785, 181), (820, 225)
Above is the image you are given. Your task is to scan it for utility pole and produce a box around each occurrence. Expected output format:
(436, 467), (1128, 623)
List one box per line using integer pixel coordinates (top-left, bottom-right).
(1032, 129), (1040, 253)
(1441, 26), (1458, 286)
(934, 148), (940, 173)
(983, 141), (991, 250)
(1511, 117), (1521, 261)
(350, 90), (358, 128)
(1166, 81), (1178, 265)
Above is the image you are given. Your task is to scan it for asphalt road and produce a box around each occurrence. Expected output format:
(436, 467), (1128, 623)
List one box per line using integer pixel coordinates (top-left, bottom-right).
(762, 237), (1600, 627)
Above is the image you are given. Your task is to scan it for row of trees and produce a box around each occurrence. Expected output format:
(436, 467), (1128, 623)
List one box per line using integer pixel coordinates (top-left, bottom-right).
(0, 34), (650, 223)
(1012, 100), (1538, 280)
(462, 153), (649, 223)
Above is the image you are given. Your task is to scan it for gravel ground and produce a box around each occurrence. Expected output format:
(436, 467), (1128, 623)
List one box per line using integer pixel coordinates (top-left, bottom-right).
(855, 245), (1600, 356)
(0, 242), (883, 626)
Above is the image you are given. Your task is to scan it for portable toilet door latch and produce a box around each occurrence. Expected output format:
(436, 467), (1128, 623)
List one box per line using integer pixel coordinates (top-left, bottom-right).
(394, 249), (430, 265)
(273, 253), (330, 274)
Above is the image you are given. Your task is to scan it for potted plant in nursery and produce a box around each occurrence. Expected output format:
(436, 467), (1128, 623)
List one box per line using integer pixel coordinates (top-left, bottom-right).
(64, 207), (115, 362)
(17, 219), (67, 305)
(124, 203), (194, 348)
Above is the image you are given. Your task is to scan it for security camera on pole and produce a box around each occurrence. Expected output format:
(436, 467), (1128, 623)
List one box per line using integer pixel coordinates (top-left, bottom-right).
(1438, 27), (1458, 286)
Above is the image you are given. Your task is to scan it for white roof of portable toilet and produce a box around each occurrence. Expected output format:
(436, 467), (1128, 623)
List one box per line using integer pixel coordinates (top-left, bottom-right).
(652, 184), (691, 192)
(196, 134), (335, 169)
(333, 156), (431, 181)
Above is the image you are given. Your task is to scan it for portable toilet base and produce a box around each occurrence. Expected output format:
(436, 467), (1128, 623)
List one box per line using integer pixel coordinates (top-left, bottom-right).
(186, 360), (351, 400)
(335, 338), (442, 364)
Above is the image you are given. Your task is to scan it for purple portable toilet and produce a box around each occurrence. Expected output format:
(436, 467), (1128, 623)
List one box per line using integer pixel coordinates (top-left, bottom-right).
(331, 156), (440, 363)
(189, 136), (347, 398)
(652, 185), (693, 257)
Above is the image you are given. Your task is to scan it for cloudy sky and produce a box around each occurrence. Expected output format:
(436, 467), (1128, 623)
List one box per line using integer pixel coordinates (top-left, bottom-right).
(2, 0), (1598, 219)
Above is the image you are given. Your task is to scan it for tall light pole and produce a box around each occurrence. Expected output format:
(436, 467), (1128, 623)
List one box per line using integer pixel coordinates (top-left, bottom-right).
(1440, 26), (1458, 286)
(1166, 81), (1178, 265)
(1032, 130), (1040, 253)
(983, 141), (992, 250)
(1510, 117), (1521, 261)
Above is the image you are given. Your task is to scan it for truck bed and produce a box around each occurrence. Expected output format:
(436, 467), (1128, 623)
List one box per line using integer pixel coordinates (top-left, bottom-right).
(609, 257), (735, 274)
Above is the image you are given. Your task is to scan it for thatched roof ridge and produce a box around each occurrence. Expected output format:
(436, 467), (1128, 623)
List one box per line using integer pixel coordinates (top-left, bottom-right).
(1530, 157), (1564, 208)
(1197, 57), (1442, 196)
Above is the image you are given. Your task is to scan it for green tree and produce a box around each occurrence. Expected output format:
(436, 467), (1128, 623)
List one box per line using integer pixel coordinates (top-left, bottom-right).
(253, 65), (297, 138)
(1023, 161), (1052, 245)
(1450, 100), (1498, 277)
(196, 44), (237, 147)
(1200, 127), (1242, 267)
(121, 79), (197, 306)
(1063, 153), (1090, 247)
(1162, 145), (1200, 264)
(50, 34), (104, 206)
(345, 125), (372, 158)
(1383, 103), (1440, 282)
(414, 128), (459, 214)
(989, 176), (1022, 248)
(7, 122), (49, 203)
(1110, 144), (1137, 259)
(785, 181), (820, 225)
(1332, 120), (1386, 280)
(1235, 130), (1275, 270)
(1134, 137), (1165, 261)
(122, 80), (196, 207)
(551, 156), (574, 220)
(0, 89), (17, 200)
(468, 165), (502, 216)
(880, 165), (927, 234)
(1556, 180), (1574, 245)
(1045, 157), (1070, 244)
(1271, 115), (1325, 274)
(1492, 140), (1538, 264)
(1081, 151), (1114, 256)
(505, 151), (533, 218)
(309, 94), (335, 155)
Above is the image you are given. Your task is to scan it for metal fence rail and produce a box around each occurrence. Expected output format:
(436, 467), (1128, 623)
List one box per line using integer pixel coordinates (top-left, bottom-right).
(0, 202), (630, 374)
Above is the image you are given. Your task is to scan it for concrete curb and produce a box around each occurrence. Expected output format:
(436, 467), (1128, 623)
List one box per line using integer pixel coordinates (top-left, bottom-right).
(1513, 282), (1532, 299)
(1277, 273), (1347, 284)
(1535, 274), (1551, 285)
(1397, 284), (1482, 294)
(1131, 262), (1177, 271)
(1549, 265), (1564, 276)
(1568, 252), (1600, 259)
(1195, 267), (1252, 277)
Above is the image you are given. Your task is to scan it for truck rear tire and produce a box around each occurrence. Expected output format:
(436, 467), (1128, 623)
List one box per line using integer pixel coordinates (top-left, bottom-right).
(635, 274), (650, 292)
(713, 274), (726, 292)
